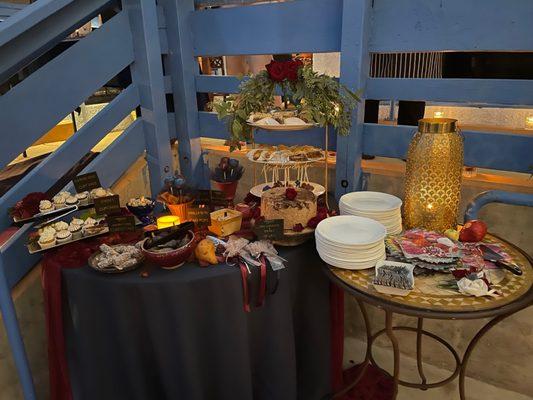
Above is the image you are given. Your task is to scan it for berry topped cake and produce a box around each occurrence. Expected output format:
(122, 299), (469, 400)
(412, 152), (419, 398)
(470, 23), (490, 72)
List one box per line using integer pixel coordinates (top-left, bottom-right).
(261, 187), (317, 230)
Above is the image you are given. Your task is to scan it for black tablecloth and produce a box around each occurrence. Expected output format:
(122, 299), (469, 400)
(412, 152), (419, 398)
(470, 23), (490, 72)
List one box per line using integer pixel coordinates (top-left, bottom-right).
(62, 240), (331, 400)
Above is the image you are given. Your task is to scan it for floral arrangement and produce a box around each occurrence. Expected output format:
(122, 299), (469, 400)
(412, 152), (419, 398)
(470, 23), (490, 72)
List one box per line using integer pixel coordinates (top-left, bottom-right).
(213, 59), (361, 150)
(211, 157), (244, 183)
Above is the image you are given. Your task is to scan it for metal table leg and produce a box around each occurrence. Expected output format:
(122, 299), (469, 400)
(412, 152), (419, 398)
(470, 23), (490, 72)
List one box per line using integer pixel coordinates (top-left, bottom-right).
(416, 317), (428, 389)
(385, 310), (400, 399)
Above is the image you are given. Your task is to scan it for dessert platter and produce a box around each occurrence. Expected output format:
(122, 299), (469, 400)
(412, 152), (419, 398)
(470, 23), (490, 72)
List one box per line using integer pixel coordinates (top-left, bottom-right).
(246, 145), (324, 165)
(88, 243), (145, 274)
(250, 180), (325, 198)
(247, 110), (315, 131)
(27, 214), (110, 254)
(11, 187), (113, 225)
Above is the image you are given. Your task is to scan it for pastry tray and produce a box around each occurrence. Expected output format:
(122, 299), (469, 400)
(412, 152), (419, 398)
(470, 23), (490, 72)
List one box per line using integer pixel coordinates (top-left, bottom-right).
(247, 122), (316, 131)
(27, 227), (110, 254)
(12, 202), (95, 226)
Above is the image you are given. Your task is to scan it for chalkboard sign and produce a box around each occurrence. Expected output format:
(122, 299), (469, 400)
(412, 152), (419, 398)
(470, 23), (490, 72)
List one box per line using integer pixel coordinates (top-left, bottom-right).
(107, 215), (136, 233)
(187, 205), (211, 227)
(94, 195), (120, 215)
(253, 219), (284, 241)
(73, 172), (101, 192)
(194, 190), (228, 207)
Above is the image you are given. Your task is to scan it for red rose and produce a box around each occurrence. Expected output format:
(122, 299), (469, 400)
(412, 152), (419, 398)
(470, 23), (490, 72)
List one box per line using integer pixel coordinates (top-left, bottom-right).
(265, 60), (287, 82)
(285, 60), (303, 81)
(285, 188), (297, 200)
(307, 216), (320, 229)
(293, 223), (304, 232)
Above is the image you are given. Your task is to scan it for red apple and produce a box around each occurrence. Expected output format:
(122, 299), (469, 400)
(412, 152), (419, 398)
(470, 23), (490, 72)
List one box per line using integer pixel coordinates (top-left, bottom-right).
(459, 220), (487, 242)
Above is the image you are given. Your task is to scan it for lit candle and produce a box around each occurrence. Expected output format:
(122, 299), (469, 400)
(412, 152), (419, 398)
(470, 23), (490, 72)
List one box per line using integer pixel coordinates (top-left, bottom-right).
(526, 116), (533, 130)
(157, 215), (180, 229)
(433, 111), (444, 118)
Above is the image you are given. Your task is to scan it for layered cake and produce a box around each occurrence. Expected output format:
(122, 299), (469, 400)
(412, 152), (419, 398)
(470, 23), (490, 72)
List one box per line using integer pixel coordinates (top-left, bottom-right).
(261, 187), (317, 230)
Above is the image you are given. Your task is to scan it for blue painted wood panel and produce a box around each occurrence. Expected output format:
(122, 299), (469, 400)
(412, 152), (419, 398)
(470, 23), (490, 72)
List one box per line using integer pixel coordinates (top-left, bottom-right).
(0, 11), (134, 170)
(125, 0), (174, 196)
(363, 124), (533, 173)
(0, 0), (113, 83)
(196, 75), (241, 93)
(0, 85), (140, 230)
(370, 0), (533, 52)
(190, 0), (342, 56)
(160, 0), (209, 187)
(367, 78), (533, 107)
(335, 0), (372, 197)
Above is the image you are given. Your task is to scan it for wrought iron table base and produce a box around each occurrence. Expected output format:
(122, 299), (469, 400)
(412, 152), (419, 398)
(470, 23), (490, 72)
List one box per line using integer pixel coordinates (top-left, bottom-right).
(333, 300), (519, 400)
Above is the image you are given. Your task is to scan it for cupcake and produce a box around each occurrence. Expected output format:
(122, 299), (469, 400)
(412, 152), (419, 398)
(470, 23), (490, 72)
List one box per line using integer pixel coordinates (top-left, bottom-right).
(38, 232), (56, 249)
(53, 195), (66, 209)
(75, 191), (89, 204)
(56, 230), (72, 244)
(39, 200), (54, 214)
(58, 191), (71, 199)
(91, 187), (108, 199)
(39, 226), (56, 236)
(65, 196), (78, 206)
(54, 221), (69, 231)
(71, 218), (84, 226)
(68, 224), (82, 239)
(84, 217), (96, 227)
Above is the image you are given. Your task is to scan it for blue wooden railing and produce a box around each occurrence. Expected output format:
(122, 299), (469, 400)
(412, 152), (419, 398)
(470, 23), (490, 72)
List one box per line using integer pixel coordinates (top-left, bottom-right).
(1, 0), (532, 398)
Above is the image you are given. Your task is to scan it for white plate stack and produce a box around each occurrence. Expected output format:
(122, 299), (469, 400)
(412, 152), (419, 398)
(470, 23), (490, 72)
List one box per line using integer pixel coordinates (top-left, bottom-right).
(339, 191), (403, 235)
(315, 215), (387, 270)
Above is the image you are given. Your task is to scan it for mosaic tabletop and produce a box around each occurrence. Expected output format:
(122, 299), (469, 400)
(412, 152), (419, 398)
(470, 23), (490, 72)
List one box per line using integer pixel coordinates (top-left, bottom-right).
(330, 234), (533, 315)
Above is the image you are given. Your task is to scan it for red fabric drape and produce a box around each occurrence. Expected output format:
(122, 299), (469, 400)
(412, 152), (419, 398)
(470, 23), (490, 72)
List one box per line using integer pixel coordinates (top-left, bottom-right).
(41, 232), (141, 400)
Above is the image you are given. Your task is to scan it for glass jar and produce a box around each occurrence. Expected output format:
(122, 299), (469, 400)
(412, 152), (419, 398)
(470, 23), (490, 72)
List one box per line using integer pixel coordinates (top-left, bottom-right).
(403, 118), (464, 232)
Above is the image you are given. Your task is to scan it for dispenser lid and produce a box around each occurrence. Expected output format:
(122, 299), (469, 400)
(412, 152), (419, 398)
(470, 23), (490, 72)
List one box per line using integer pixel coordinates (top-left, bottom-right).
(418, 118), (457, 133)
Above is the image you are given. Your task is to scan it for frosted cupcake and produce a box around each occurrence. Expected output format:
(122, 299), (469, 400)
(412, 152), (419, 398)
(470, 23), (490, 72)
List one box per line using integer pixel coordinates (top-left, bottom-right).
(38, 232), (56, 249)
(91, 187), (108, 200)
(65, 196), (78, 207)
(71, 218), (84, 226)
(68, 224), (82, 239)
(54, 221), (69, 231)
(53, 195), (66, 209)
(56, 230), (72, 244)
(75, 191), (89, 204)
(39, 200), (54, 214)
(39, 226), (56, 236)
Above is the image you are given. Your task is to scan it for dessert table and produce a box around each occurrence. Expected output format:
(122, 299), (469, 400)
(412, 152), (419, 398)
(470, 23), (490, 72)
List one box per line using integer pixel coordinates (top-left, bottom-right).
(61, 240), (331, 400)
(323, 234), (533, 400)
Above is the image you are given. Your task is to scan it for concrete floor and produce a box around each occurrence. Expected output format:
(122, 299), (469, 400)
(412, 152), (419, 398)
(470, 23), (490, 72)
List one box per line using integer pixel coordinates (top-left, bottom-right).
(344, 337), (533, 400)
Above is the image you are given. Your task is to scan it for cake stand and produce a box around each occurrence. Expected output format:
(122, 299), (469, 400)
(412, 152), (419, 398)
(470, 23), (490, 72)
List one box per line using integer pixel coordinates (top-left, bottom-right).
(248, 123), (330, 208)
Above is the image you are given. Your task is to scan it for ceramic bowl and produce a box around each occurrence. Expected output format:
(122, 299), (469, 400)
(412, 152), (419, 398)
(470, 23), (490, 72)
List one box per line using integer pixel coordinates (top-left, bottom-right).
(141, 231), (195, 269)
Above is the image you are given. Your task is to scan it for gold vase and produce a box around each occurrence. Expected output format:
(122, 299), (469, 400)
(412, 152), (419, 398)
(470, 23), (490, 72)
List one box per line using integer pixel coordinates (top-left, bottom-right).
(403, 118), (463, 232)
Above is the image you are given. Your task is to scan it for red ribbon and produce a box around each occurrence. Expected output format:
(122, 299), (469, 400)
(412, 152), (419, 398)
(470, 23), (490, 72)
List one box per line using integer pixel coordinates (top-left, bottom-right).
(256, 255), (267, 307)
(239, 261), (251, 312)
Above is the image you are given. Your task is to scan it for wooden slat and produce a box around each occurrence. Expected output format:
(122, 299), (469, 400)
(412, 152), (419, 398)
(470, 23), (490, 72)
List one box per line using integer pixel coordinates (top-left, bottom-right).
(0, 11), (134, 170)
(366, 78), (533, 107)
(370, 0), (533, 52)
(190, 0), (342, 56)
(363, 124), (533, 173)
(197, 111), (336, 148)
(0, 85), (140, 230)
(0, 0), (116, 83)
(335, 0), (372, 196)
(0, 226), (39, 290)
(195, 75), (241, 93)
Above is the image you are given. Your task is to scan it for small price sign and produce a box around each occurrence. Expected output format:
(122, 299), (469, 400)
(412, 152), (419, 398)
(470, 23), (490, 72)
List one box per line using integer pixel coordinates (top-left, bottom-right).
(187, 205), (211, 227)
(253, 219), (284, 241)
(73, 172), (101, 192)
(94, 195), (121, 216)
(106, 215), (136, 233)
(194, 190), (228, 208)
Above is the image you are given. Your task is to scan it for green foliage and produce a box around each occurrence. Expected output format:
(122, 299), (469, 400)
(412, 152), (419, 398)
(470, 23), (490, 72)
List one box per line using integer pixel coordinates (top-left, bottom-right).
(213, 66), (360, 151)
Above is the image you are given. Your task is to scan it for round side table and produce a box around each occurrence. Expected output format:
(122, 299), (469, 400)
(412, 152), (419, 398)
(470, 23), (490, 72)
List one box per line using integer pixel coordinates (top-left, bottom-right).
(323, 234), (533, 400)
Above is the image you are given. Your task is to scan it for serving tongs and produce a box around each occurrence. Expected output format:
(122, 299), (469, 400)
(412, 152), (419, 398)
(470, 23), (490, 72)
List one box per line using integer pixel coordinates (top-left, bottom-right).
(479, 244), (523, 276)
(144, 221), (194, 250)
(33, 206), (79, 229)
